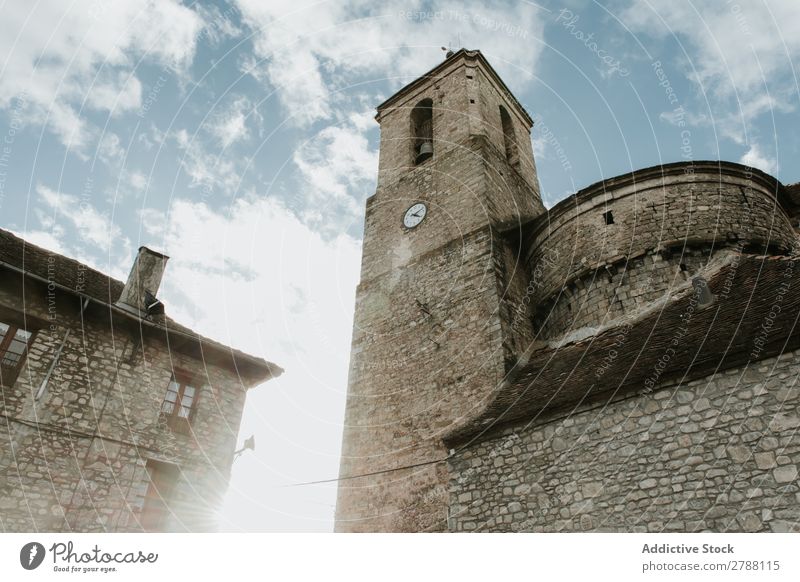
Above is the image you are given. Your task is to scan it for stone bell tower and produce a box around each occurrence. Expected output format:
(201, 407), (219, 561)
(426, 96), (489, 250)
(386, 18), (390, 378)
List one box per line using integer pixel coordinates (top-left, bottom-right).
(335, 49), (545, 532)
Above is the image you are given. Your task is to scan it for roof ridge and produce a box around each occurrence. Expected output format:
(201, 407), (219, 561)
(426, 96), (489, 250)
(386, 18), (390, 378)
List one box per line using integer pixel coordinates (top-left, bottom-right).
(0, 227), (282, 384)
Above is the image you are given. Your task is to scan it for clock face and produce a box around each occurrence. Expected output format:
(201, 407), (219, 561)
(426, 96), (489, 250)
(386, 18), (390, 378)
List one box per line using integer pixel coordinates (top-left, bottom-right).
(403, 203), (427, 229)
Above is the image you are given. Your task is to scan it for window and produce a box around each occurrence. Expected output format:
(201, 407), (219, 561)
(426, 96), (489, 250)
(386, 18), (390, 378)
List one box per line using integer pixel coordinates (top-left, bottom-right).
(499, 105), (519, 168)
(0, 321), (34, 388)
(411, 98), (433, 165)
(160, 372), (199, 433)
(603, 210), (615, 225)
(141, 459), (180, 532)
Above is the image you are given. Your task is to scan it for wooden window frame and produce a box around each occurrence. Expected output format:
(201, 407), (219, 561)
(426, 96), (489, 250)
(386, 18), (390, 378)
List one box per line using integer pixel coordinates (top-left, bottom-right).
(0, 321), (36, 389)
(159, 370), (200, 435)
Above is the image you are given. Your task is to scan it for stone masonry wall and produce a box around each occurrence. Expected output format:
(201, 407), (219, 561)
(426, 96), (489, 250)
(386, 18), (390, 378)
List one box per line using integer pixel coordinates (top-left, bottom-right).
(448, 348), (800, 532)
(523, 166), (796, 339)
(0, 274), (247, 532)
(376, 51), (539, 198)
(535, 248), (711, 340)
(337, 226), (508, 532)
(469, 63), (539, 194)
(337, 51), (546, 532)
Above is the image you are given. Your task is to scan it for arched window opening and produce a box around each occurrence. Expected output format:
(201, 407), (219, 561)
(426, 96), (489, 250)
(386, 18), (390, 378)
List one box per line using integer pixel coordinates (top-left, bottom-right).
(411, 98), (433, 165)
(500, 105), (519, 168)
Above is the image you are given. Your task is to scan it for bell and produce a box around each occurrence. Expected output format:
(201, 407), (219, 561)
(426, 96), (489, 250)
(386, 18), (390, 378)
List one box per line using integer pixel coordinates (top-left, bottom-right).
(416, 141), (433, 164)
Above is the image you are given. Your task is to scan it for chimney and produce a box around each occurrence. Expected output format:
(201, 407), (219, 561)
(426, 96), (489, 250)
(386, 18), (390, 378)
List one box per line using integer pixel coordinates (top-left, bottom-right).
(115, 246), (170, 316)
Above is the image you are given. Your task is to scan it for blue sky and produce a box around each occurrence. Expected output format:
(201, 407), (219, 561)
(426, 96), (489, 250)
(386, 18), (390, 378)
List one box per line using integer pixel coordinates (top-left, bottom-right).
(1, 0), (798, 531)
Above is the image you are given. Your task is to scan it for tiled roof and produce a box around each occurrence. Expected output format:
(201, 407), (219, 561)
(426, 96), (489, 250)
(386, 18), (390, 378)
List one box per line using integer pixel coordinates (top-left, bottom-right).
(445, 252), (800, 445)
(0, 228), (282, 385)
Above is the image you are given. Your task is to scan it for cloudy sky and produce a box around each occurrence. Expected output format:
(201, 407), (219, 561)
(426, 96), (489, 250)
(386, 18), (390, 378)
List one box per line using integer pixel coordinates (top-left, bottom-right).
(1, 0), (798, 531)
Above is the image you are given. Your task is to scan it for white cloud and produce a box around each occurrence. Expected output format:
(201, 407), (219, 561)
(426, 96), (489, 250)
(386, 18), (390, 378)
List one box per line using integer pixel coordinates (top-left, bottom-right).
(208, 95), (261, 148)
(183, 108), (376, 232)
(86, 73), (143, 113)
(659, 108), (709, 128)
(26, 185), (134, 281)
(621, 0), (800, 142)
(0, 0), (204, 148)
(91, 132), (151, 202)
(37, 184), (124, 250)
(739, 142), (776, 174)
(194, 2), (245, 46)
(532, 134), (548, 160)
(136, 123), (166, 151)
(234, 0), (547, 125)
(138, 208), (167, 238)
(347, 109), (378, 132)
(97, 132), (125, 167)
(293, 123), (378, 225)
(173, 128), (241, 195)
(129, 171), (148, 191)
(10, 228), (66, 255)
(145, 196), (361, 530)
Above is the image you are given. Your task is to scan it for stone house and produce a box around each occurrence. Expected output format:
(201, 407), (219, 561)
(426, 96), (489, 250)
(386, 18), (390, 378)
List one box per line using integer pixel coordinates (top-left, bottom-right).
(0, 229), (281, 532)
(336, 49), (800, 532)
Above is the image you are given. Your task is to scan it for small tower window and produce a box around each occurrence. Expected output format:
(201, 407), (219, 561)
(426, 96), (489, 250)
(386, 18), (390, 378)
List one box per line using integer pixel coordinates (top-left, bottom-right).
(499, 105), (519, 168)
(603, 210), (614, 225)
(411, 98), (433, 165)
(159, 371), (200, 434)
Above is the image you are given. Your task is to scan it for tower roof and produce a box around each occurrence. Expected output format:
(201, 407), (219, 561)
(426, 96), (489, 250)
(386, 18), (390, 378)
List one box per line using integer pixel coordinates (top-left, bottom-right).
(376, 48), (533, 126)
